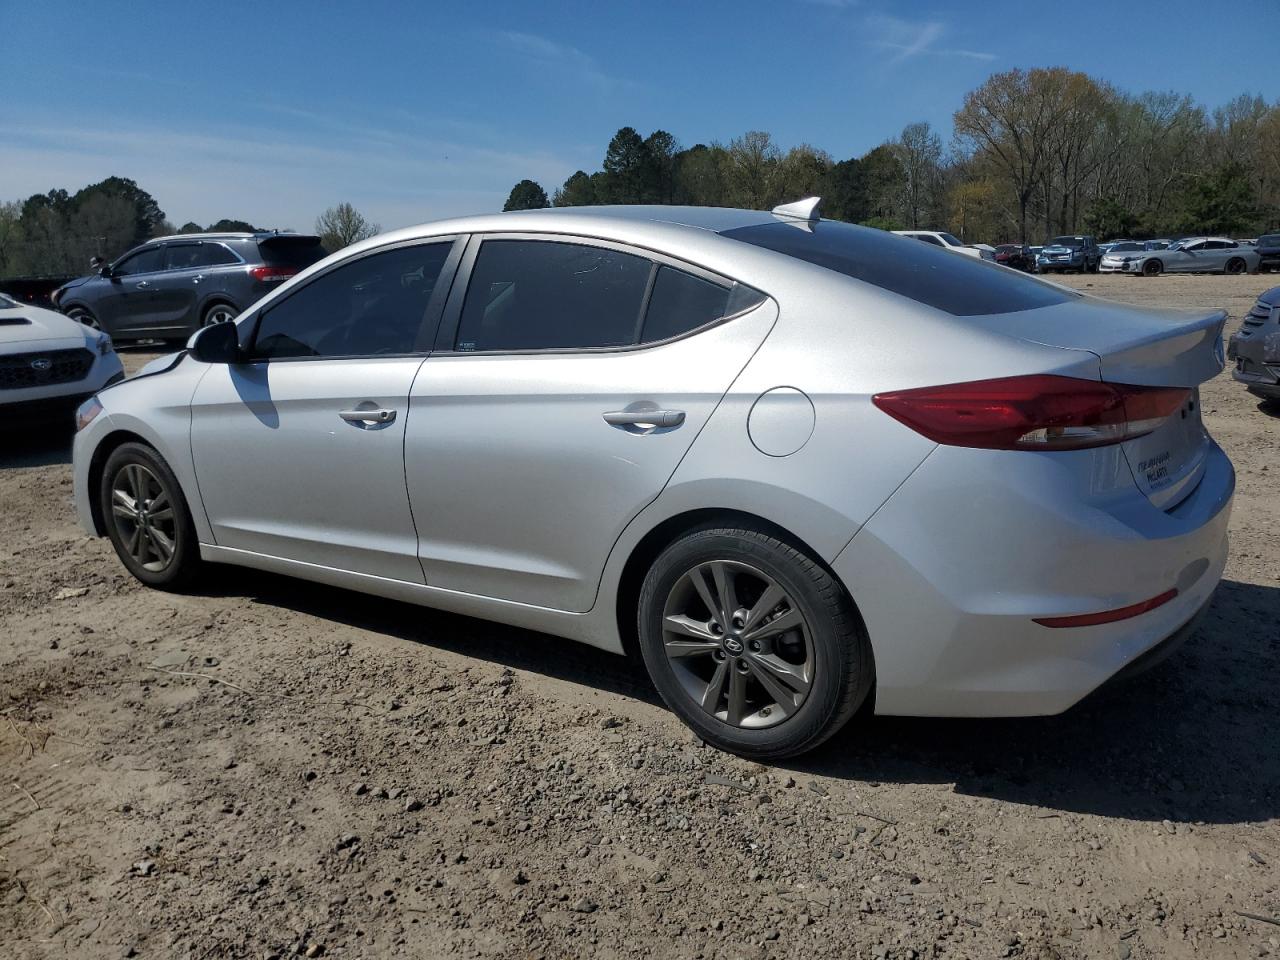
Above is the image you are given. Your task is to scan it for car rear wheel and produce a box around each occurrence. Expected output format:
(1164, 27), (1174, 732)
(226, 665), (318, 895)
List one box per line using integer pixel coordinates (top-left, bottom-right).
(201, 302), (237, 326)
(1142, 259), (1162, 277)
(637, 524), (873, 759)
(1225, 257), (1247, 275)
(100, 442), (202, 590)
(66, 306), (100, 329)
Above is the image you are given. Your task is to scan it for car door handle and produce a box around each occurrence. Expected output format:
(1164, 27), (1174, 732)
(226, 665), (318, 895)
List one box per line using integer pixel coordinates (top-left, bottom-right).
(339, 408), (396, 425)
(192, 274), (204, 284)
(603, 409), (685, 429)
(135, 280), (151, 289)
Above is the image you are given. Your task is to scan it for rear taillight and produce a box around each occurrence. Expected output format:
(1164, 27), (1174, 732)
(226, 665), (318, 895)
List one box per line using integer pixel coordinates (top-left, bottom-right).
(249, 266), (296, 282)
(872, 375), (1190, 451)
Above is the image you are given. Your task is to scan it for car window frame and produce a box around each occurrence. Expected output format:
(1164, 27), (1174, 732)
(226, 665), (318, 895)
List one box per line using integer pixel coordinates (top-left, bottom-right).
(432, 232), (762, 357)
(237, 235), (466, 364)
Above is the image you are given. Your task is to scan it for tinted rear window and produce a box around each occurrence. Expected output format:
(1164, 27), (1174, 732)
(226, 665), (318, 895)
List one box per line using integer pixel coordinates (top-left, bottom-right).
(722, 221), (1074, 317)
(258, 237), (327, 268)
(1259, 235), (1280, 246)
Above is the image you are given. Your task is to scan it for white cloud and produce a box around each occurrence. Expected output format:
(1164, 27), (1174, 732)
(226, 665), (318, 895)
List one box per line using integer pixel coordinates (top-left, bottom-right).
(496, 30), (633, 93)
(865, 14), (996, 63)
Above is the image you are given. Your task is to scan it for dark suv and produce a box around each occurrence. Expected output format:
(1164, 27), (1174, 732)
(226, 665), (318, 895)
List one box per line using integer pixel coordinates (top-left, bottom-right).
(1257, 234), (1280, 274)
(51, 232), (327, 342)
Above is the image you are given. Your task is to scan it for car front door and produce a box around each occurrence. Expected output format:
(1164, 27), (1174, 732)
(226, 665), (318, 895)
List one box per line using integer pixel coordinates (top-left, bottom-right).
(403, 235), (776, 612)
(1167, 240), (1204, 273)
(189, 237), (462, 581)
(98, 245), (165, 336)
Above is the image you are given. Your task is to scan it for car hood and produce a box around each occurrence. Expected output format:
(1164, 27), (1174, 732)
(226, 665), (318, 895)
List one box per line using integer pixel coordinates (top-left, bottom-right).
(1040, 245), (1079, 256)
(1259, 285), (1280, 308)
(0, 301), (93, 346)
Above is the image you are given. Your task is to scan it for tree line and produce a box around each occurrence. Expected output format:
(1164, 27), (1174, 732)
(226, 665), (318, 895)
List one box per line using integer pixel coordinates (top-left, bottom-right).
(0, 179), (380, 278)
(505, 67), (1280, 243)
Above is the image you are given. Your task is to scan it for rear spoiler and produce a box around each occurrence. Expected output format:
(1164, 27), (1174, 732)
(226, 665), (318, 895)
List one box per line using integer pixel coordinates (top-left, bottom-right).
(256, 233), (323, 248)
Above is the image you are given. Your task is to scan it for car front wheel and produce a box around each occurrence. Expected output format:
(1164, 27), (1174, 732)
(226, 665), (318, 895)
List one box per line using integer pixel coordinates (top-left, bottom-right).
(637, 524), (873, 759)
(100, 442), (202, 590)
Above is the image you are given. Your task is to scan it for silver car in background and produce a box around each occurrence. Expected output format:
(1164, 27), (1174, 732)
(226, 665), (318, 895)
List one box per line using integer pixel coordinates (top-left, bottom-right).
(71, 201), (1234, 759)
(1120, 237), (1260, 276)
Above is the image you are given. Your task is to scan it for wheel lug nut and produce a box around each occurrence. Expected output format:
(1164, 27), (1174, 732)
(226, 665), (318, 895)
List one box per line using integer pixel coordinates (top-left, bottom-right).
(710, 622), (723, 634)
(748, 641), (760, 652)
(732, 616), (745, 629)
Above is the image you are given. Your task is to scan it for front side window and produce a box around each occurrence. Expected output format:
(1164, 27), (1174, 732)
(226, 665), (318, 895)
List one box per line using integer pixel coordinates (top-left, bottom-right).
(1204, 239), (1235, 250)
(456, 240), (650, 352)
(113, 247), (163, 275)
(251, 242), (453, 359)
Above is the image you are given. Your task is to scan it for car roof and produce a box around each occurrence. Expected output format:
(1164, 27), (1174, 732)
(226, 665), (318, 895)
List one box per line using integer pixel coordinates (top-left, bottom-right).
(146, 231), (319, 244)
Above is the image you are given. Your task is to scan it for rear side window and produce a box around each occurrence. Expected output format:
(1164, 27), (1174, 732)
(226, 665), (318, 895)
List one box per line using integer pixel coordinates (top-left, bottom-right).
(166, 243), (240, 270)
(251, 242), (452, 359)
(722, 221), (1074, 317)
(641, 267), (730, 343)
(1260, 235), (1280, 246)
(456, 241), (650, 351)
(1204, 240), (1235, 250)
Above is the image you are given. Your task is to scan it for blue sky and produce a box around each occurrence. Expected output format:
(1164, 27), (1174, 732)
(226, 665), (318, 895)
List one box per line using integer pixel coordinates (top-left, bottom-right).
(1, 0), (1274, 232)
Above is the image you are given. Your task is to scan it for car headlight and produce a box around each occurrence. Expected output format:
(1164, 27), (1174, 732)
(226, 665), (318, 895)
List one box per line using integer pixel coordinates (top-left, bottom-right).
(75, 396), (103, 432)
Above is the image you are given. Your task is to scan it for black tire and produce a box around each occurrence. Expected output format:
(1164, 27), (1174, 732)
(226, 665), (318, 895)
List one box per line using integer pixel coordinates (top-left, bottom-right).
(66, 305), (100, 329)
(1225, 257), (1247, 276)
(100, 442), (202, 590)
(1142, 259), (1162, 277)
(201, 301), (238, 326)
(637, 524), (873, 760)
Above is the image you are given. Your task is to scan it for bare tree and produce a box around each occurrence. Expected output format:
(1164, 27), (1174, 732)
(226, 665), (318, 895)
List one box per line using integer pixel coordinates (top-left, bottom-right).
(315, 202), (380, 252)
(954, 68), (1078, 242)
(894, 122), (943, 228)
(724, 131), (782, 210)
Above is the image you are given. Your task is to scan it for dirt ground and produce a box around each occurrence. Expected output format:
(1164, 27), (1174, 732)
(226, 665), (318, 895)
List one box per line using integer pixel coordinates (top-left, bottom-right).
(2, 273), (1278, 960)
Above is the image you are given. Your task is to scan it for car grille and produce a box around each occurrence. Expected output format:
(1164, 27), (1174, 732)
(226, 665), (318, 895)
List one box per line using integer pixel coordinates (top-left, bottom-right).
(1243, 300), (1274, 327)
(0, 348), (94, 390)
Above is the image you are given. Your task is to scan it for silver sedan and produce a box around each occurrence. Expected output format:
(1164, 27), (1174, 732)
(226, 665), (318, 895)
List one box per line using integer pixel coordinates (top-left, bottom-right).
(71, 201), (1234, 758)
(1106, 237), (1260, 276)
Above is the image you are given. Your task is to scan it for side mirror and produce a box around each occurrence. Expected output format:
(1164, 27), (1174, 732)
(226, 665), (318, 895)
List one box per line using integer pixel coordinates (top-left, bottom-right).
(98, 266), (112, 278)
(189, 321), (241, 363)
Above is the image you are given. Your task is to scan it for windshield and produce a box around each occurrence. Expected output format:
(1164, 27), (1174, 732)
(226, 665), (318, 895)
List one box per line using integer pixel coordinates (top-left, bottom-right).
(1168, 239), (1191, 251)
(1259, 235), (1280, 247)
(1108, 242), (1142, 252)
(1049, 237), (1084, 248)
(0, 293), (17, 308)
(722, 220), (1075, 317)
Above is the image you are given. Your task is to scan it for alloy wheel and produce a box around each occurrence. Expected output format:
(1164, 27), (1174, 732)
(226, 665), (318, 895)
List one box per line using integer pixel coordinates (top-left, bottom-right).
(204, 304), (236, 325)
(661, 560), (814, 729)
(110, 463), (177, 573)
(69, 309), (99, 330)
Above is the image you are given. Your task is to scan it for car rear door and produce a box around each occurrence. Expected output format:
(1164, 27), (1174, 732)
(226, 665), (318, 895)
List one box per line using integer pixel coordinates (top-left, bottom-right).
(189, 237), (462, 581)
(156, 242), (207, 331)
(403, 235), (775, 613)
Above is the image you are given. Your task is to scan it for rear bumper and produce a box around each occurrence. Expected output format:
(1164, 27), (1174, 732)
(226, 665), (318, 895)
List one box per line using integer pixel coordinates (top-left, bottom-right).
(834, 441), (1234, 717)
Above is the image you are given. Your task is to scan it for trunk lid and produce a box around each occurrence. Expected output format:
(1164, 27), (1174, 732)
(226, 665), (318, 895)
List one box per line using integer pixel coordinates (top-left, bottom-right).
(970, 297), (1227, 509)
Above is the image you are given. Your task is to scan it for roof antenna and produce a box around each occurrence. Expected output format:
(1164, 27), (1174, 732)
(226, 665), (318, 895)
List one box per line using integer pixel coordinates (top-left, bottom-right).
(771, 197), (822, 222)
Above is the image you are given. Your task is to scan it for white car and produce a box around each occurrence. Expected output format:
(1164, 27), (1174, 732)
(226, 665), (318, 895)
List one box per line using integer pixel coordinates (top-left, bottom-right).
(1, 293), (124, 425)
(893, 230), (995, 260)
